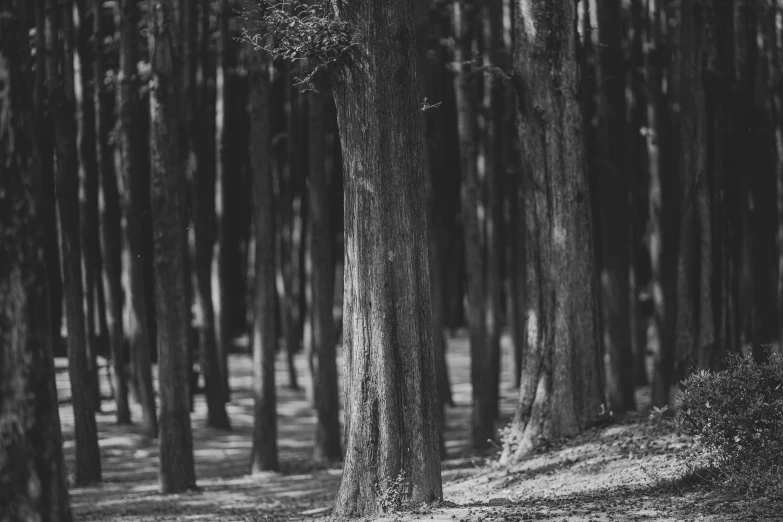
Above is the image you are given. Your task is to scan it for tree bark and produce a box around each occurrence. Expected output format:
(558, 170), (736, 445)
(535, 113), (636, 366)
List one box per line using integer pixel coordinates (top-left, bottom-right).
(0, 2), (73, 517)
(503, 0), (603, 461)
(329, 0), (443, 518)
(118, 0), (158, 438)
(47, 0), (102, 484)
(308, 86), (342, 461)
(148, 0), (197, 494)
(247, 46), (279, 473)
(92, 0), (131, 425)
(452, 0), (496, 450)
(596, 0), (635, 413)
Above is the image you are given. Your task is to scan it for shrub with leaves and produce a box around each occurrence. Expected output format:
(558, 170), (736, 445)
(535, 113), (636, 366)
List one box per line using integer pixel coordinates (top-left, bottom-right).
(238, 0), (359, 87)
(671, 353), (783, 496)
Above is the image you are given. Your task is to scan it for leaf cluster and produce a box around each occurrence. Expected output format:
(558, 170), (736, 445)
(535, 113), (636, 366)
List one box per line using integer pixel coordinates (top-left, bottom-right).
(238, 0), (359, 87)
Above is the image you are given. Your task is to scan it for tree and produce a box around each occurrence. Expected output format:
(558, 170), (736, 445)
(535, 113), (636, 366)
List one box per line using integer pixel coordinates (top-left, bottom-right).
(46, 0), (102, 484)
(247, 45), (278, 473)
(148, 0), (197, 494)
(188, 0), (231, 430)
(0, 1), (73, 518)
(452, 0), (496, 450)
(596, 0), (636, 413)
(118, 0), (158, 438)
(502, 0), (603, 461)
(308, 84), (341, 461)
(328, 0), (443, 516)
(94, 0), (131, 425)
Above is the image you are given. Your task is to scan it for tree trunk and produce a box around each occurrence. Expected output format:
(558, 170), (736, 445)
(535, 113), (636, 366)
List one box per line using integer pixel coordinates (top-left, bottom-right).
(645, 0), (678, 408)
(0, 2), (73, 517)
(308, 86), (342, 461)
(148, 0), (197, 494)
(190, 0), (231, 430)
(47, 0), (102, 484)
(596, 0), (635, 413)
(503, 0), (603, 461)
(247, 46), (279, 473)
(75, 0), (102, 413)
(767, 0), (783, 351)
(118, 0), (157, 438)
(92, 0), (131, 425)
(452, 0), (496, 450)
(329, 1), (443, 518)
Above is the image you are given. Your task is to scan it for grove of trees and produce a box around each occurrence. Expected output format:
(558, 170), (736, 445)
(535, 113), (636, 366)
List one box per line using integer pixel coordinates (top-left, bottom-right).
(2, 0), (783, 519)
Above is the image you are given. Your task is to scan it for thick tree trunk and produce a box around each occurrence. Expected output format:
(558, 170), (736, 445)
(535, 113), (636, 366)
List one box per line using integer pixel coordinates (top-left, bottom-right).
(247, 47), (279, 473)
(0, 2), (73, 517)
(503, 0), (603, 461)
(452, 0), (495, 450)
(148, 0), (197, 494)
(329, 0), (443, 517)
(596, 0), (635, 413)
(47, 0), (102, 484)
(93, 0), (131, 425)
(188, 0), (231, 430)
(118, 0), (157, 438)
(308, 86), (342, 461)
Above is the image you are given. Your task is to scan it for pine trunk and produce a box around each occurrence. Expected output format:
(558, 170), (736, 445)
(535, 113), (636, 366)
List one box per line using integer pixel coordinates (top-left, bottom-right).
(148, 0), (197, 494)
(247, 47), (279, 473)
(503, 0), (603, 461)
(330, 1), (443, 517)
(47, 0), (102, 484)
(0, 2), (73, 517)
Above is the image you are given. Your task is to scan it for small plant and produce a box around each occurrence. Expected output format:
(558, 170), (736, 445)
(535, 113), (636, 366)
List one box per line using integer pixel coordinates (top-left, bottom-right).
(373, 470), (409, 514)
(238, 0), (360, 88)
(671, 353), (783, 496)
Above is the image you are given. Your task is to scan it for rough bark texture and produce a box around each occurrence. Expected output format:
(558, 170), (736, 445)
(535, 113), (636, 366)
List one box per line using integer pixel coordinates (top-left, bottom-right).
(504, 0), (603, 461)
(329, 0), (443, 517)
(247, 47), (279, 473)
(148, 0), (197, 494)
(47, 0), (103, 484)
(93, 0), (131, 425)
(596, 0), (635, 413)
(309, 87), (342, 461)
(0, 2), (73, 517)
(118, 0), (157, 438)
(189, 0), (231, 431)
(452, 0), (496, 450)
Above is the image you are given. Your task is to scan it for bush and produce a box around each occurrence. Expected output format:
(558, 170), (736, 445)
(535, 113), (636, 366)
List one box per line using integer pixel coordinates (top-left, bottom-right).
(673, 353), (783, 496)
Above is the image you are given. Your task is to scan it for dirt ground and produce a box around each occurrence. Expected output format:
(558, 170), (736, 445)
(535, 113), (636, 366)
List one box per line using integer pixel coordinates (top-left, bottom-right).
(56, 334), (782, 521)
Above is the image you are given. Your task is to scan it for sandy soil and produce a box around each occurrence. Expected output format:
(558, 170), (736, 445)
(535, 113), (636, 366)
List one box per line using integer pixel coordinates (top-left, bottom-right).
(57, 334), (782, 521)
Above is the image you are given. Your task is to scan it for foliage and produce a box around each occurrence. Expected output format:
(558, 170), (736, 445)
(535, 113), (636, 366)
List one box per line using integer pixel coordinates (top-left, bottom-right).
(238, 0), (360, 89)
(653, 354), (783, 496)
(373, 470), (409, 514)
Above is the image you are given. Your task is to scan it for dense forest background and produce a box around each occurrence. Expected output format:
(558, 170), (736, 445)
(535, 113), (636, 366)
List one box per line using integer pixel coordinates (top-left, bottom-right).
(2, 0), (783, 519)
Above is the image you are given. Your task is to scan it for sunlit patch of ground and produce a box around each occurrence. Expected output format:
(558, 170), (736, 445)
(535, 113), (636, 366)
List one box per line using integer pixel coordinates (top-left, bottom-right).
(58, 334), (782, 521)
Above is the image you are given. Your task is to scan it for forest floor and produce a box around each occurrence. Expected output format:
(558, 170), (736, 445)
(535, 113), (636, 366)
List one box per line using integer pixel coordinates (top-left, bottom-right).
(56, 334), (782, 521)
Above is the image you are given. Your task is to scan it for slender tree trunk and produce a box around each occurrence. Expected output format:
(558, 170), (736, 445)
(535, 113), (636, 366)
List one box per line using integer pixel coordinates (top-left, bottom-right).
(596, 0), (635, 413)
(75, 0), (102, 413)
(767, 1), (783, 351)
(329, 0), (443, 517)
(190, 0), (231, 430)
(92, 0), (131, 425)
(308, 85), (341, 461)
(0, 2), (73, 517)
(503, 0), (603, 461)
(645, 0), (678, 408)
(247, 46), (278, 473)
(118, 0), (157, 438)
(452, 0), (495, 450)
(148, 0), (197, 494)
(47, 0), (102, 484)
